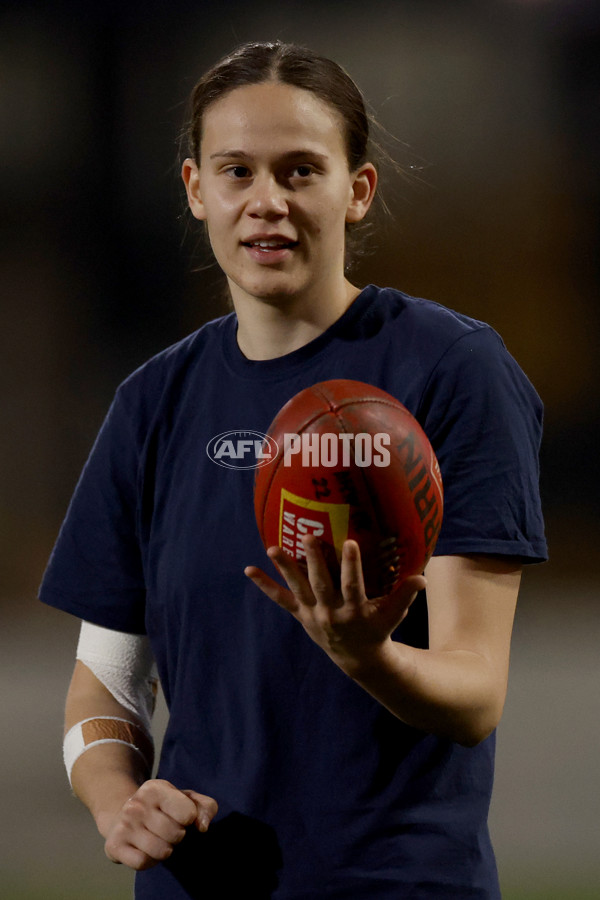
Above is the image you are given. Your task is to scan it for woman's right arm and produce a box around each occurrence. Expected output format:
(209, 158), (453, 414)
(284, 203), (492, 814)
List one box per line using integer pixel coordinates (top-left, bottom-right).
(65, 660), (218, 870)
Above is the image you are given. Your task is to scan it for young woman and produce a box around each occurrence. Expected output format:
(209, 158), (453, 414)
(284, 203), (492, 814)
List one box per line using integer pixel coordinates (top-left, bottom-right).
(40, 41), (547, 899)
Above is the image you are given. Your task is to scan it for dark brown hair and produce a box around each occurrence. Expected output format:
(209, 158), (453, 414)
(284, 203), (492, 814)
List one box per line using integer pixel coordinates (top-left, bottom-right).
(185, 40), (370, 174)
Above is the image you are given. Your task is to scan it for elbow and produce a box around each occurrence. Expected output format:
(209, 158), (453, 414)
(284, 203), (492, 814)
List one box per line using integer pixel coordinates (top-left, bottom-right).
(452, 674), (509, 747)
(457, 724), (495, 749)
(452, 703), (504, 748)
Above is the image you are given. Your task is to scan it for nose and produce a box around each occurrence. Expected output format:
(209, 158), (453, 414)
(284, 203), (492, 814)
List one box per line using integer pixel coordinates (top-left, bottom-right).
(246, 174), (289, 219)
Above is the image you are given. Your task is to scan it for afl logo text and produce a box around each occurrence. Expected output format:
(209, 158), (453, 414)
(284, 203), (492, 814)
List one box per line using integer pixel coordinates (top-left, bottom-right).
(206, 430), (279, 470)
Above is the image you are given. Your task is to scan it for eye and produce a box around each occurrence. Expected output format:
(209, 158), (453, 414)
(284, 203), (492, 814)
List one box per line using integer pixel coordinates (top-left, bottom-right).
(225, 165), (251, 179)
(291, 165), (314, 178)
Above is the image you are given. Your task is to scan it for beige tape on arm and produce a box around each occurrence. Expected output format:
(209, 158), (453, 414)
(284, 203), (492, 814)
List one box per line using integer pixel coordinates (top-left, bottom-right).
(64, 716), (154, 786)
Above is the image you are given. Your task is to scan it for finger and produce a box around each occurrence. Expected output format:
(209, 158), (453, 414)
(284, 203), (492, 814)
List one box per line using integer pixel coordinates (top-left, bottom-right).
(105, 824), (174, 870)
(181, 789), (219, 832)
(340, 540), (367, 606)
(116, 786), (191, 846)
(138, 778), (190, 825)
(105, 838), (159, 871)
(138, 780), (198, 828)
(397, 573), (427, 619)
(301, 535), (341, 608)
(372, 574), (427, 632)
(266, 546), (317, 607)
(244, 563), (300, 613)
(392, 573), (427, 605)
(121, 824), (177, 865)
(138, 807), (189, 845)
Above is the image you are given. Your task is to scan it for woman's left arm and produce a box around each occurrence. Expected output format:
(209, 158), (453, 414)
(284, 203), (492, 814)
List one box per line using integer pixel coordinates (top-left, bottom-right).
(360, 553), (521, 746)
(246, 540), (521, 747)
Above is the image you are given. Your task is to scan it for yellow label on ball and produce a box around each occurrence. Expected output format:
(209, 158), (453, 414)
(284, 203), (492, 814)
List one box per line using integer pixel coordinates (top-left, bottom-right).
(279, 488), (350, 562)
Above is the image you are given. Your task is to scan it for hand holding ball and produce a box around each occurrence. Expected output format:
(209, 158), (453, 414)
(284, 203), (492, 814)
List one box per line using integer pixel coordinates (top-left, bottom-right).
(254, 380), (443, 598)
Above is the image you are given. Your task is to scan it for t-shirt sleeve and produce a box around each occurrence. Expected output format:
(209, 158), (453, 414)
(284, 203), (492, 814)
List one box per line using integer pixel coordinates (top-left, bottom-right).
(38, 386), (147, 633)
(419, 325), (548, 563)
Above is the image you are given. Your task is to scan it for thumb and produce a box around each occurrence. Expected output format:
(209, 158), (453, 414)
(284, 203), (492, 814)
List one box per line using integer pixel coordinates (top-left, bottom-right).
(392, 573), (427, 608)
(401, 573), (427, 596)
(180, 789), (219, 833)
(376, 573), (427, 628)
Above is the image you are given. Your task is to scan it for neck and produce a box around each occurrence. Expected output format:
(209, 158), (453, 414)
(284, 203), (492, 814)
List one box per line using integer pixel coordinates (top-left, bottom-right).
(232, 279), (361, 361)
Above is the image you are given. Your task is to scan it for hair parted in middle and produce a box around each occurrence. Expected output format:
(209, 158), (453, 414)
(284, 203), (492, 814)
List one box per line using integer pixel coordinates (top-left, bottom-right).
(182, 40), (411, 273)
(186, 40), (370, 174)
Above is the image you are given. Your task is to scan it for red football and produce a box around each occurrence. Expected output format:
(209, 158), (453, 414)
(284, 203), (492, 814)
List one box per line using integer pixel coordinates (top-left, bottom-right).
(254, 379), (443, 598)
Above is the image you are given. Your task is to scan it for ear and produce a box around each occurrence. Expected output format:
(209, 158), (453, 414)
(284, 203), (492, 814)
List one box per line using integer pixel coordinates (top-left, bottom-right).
(346, 162), (378, 224)
(181, 158), (207, 221)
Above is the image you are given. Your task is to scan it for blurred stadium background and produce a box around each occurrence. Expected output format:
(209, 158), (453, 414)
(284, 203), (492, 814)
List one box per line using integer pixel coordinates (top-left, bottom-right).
(1, 1), (598, 897)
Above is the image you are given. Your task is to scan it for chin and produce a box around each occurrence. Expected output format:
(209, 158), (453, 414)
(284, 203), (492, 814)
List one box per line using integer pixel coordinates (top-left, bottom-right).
(235, 274), (306, 305)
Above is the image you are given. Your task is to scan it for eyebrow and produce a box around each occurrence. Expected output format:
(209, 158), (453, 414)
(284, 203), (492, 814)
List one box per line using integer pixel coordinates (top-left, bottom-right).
(209, 149), (329, 163)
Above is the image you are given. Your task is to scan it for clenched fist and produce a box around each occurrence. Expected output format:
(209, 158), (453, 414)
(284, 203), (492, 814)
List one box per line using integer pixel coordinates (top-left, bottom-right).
(103, 779), (218, 871)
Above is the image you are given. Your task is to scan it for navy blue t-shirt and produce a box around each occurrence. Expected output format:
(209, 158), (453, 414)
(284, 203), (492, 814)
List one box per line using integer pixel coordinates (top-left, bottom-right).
(40, 286), (547, 899)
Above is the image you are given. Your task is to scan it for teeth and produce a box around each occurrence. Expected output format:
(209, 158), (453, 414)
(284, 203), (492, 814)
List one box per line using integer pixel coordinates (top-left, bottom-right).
(248, 240), (296, 249)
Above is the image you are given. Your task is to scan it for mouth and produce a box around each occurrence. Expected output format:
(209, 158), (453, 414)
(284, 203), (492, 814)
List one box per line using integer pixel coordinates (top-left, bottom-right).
(241, 238), (299, 264)
(241, 239), (299, 251)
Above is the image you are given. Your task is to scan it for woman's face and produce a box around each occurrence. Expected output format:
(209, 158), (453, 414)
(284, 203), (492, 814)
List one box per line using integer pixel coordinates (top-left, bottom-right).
(183, 81), (376, 307)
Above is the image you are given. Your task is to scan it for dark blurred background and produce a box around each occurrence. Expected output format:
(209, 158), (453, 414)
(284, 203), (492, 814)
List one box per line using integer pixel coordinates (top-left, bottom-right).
(1, 1), (598, 898)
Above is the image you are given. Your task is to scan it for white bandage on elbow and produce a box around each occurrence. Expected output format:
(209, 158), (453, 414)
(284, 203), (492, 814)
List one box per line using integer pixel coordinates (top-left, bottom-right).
(75, 621), (159, 735)
(63, 716), (154, 786)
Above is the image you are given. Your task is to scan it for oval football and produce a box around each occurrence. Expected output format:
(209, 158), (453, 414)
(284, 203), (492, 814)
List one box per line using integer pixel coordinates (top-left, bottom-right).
(254, 379), (443, 597)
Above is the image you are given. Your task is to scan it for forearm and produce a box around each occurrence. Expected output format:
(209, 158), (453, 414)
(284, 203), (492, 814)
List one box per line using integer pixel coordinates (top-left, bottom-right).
(247, 546), (519, 748)
(67, 728), (218, 870)
(338, 639), (505, 746)
(70, 741), (148, 838)
(64, 654), (218, 870)
(65, 660), (153, 834)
